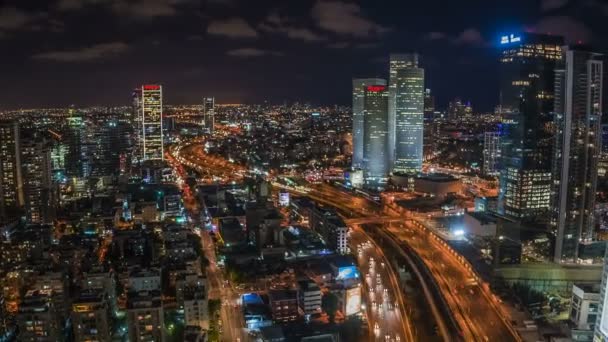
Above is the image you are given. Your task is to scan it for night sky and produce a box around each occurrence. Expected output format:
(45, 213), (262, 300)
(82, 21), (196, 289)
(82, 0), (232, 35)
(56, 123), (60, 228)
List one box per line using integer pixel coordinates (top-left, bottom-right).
(0, 0), (605, 110)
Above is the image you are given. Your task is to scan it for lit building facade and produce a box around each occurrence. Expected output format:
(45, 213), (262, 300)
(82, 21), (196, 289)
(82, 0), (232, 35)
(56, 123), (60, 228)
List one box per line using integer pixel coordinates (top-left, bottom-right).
(0, 120), (23, 224)
(352, 78), (386, 170)
(392, 53), (424, 174)
(552, 46), (604, 263)
(203, 97), (215, 134)
(498, 33), (563, 220)
(483, 131), (502, 176)
(71, 291), (112, 342)
(20, 133), (53, 224)
(363, 83), (390, 187)
(141, 84), (164, 160)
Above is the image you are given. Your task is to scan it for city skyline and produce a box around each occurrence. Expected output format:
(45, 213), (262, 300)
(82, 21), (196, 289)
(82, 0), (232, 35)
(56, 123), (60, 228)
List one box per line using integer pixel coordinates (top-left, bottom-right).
(0, 0), (605, 110)
(2, 2), (608, 342)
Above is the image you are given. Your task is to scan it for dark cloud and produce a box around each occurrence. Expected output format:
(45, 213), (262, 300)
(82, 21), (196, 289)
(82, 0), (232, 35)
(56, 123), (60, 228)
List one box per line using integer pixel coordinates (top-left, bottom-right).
(112, 0), (177, 19)
(32, 42), (130, 62)
(207, 17), (258, 38)
(452, 28), (486, 45)
(541, 0), (569, 11)
(425, 32), (447, 40)
(533, 16), (591, 43)
(311, 1), (390, 37)
(226, 48), (283, 57)
(0, 7), (37, 30)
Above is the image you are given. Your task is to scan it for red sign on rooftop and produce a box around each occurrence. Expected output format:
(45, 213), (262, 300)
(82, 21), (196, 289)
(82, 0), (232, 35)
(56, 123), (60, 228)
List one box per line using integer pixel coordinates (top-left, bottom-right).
(143, 85), (161, 90)
(366, 85), (386, 92)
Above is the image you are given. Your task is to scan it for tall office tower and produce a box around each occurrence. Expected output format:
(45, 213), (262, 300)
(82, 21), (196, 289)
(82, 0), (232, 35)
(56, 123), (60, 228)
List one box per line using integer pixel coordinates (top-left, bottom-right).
(392, 54), (424, 174)
(352, 78), (387, 169)
(448, 98), (466, 120)
(141, 84), (164, 160)
(552, 46), (604, 263)
(600, 124), (608, 177)
(424, 88), (435, 118)
(132, 88), (143, 163)
(0, 121), (23, 224)
(363, 83), (390, 188)
(91, 115), (132, 177)
(389, 54), (419, 167)
(64, 114), (87, 178)
(203, 97), (215, 134)
(483, 132), (502, 176)
(497, 33), (563, 220)
(20, 132), (53, 224)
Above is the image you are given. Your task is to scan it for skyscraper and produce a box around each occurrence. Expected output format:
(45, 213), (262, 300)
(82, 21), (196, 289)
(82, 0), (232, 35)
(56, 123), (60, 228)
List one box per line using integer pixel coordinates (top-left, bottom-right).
(203, 97), (215, 134)
(132, 87), (143, 163)
(392, 53), (424, 174)
(352, 78), (387, 170)
(552, 46), (604, 263)
(363, 83), (390, 188)
(141, 84), (164, 160)
(20, 132), (53, 224)
(497, 33), (563, 220)
(0, 120), (23, 224)
(483, 131), (502, 176)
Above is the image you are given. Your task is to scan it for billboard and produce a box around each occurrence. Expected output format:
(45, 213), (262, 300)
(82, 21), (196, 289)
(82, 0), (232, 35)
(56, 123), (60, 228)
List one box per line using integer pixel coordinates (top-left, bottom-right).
(337, 266), (358, 280)
(345, 287), (361, 316)
(279, 192), (290, 207)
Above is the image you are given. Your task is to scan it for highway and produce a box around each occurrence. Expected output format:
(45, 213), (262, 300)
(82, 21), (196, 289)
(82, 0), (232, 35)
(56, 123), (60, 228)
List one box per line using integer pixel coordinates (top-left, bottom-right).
(351, 228), (413, 342)
(172, 140), (519, 342)
(305, 183), (519, 342)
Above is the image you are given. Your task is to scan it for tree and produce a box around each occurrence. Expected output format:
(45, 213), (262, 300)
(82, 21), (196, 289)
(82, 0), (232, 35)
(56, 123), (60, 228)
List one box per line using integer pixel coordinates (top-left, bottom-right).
(322, 292), (339, 323)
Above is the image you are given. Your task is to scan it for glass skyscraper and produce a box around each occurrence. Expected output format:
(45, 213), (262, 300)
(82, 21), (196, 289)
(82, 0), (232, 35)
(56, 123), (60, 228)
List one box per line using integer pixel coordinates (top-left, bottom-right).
(392, 53), (424, 174)
(497, 33), (563, 220)
(203, 97), (215, 134)
(141, 84), (164, 160)
(352, 78), (386, 170)
(363, 84), (390, 188)
(552, 46), (604, 263)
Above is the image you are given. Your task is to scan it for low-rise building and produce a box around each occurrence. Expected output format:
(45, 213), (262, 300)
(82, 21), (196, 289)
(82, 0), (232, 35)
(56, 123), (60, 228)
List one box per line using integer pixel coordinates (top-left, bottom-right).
(71, 290), (112, 342)
(269, 289), (299, 323)
(127, 290), (165, 342)
(17, 289), (61, 341)
(570, 283), (600, 341)
(298, 280), (322, 315)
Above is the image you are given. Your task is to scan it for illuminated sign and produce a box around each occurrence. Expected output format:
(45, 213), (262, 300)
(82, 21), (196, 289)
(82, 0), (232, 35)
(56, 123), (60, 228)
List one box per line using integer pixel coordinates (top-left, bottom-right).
(501, 34), (522, 44)
(337, 266), (359, 280)
(345, 287), (361, 316)
(143, 85), (161, 90)
(279, 192), (290, 207)
(366, 85), (386, 92)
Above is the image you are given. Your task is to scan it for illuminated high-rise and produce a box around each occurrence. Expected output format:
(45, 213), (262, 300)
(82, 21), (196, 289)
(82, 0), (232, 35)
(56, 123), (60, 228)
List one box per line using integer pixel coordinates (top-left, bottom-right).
(363, 83), (389, 188)
(497, 33), (563, 219)
(552, 46), (604, 263)
(203, 97), (215, 134)
(132, 87), (143, 162)
(392, 53), (424, 174)
(20, 132), (53, 224)
(483, 131), (501, 176)
(0, 120), (23, 224)
(352, 78), (387, 169)
(141, 84), (164, 160)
